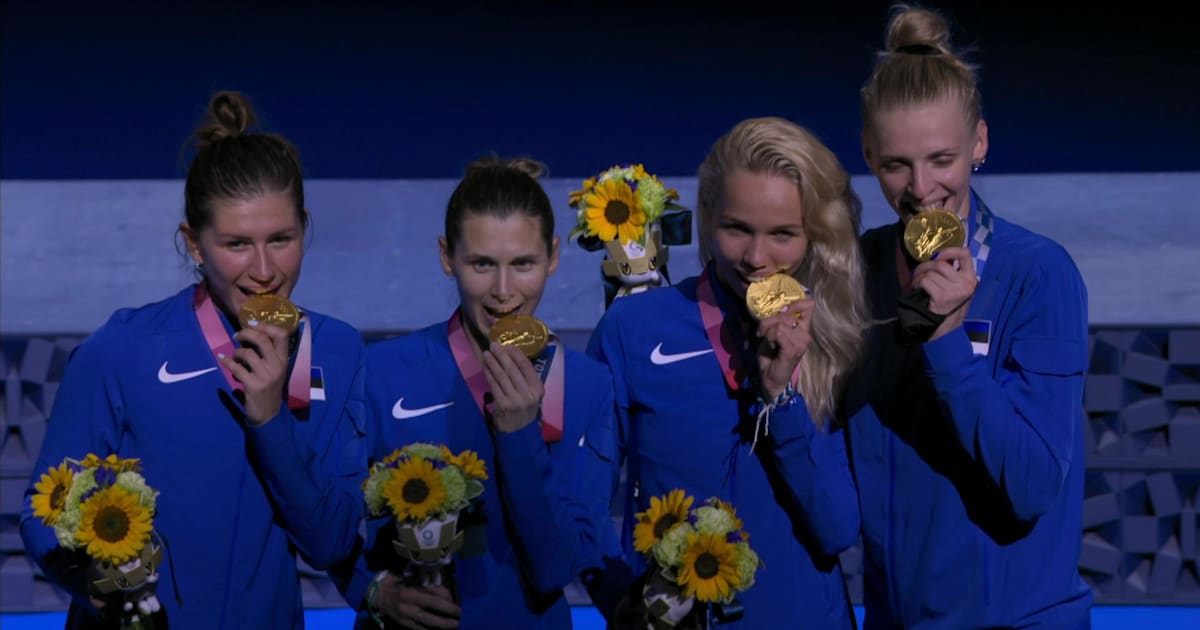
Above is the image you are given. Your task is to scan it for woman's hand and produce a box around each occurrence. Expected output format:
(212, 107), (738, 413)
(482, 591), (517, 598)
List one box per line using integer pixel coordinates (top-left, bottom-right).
(481, 342), (544, 433)
(222, 320), (291, 425)
(757, 299), (815, 400)
(375, 575), (461, 629)
(912, 247), (977, 341)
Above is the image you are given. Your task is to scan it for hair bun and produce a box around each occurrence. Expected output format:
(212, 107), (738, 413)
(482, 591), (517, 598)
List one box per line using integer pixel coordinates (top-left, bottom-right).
(885, 6), (952, 56)
(464, 155), (547, 179)
(195, 91), (256, 148)
(503, 157), (546, 179)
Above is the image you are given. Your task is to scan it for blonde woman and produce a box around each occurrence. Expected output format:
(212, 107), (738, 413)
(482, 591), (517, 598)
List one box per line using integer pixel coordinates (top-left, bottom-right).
(588, 116), (868, 628)
(844, 4), (1092, 628)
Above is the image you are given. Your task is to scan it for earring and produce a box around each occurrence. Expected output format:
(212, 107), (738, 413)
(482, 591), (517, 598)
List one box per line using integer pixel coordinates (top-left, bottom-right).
(972, 157), (987, 173)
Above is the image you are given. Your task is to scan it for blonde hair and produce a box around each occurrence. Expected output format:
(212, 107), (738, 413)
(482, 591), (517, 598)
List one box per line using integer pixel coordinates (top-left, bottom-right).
(861, 4), (981, 139)
(696, 117), (868, 426)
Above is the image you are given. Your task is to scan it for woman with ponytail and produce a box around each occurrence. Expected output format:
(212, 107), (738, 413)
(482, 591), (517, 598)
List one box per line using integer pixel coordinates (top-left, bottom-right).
(20, 90), (368, 629)
(333, 157), (624, 628)
(844, 4), (1092, 628)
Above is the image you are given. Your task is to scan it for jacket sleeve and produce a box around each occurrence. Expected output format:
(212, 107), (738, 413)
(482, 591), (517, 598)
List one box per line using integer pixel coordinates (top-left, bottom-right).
(245, 339), (369, 570)
(490, 369), (624, 603)
(921, 245), (1088, 522)
(325, 369), (393, 615)
(19, 334), (123, 616)
(762, 400), (861, 557)
(583, 310), (642, 618)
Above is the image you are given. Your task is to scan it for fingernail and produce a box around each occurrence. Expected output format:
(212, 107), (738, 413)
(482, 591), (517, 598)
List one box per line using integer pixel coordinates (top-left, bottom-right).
(931, 252), (940, 260)
(248, 319), (259, 327)
(218, 353), (226, 360)
(781, 305), (790, 313)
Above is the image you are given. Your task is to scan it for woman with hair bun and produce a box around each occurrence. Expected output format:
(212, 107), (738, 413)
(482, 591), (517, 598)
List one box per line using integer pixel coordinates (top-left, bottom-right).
(335, 157), (625, 628)
(20, 90), (369, 629)
(845, 4), (1092, 628)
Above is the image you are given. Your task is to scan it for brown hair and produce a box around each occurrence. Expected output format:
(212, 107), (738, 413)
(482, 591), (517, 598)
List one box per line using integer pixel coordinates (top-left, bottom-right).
(443, 156), (554, 256)
(183, 91), (306, 232)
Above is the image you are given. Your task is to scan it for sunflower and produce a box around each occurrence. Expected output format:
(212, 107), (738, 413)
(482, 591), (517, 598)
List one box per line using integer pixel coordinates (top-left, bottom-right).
(633, 489), (694, 553)
(382, 457), (447, 522)
(583, 177), (646, 245)
(32, 463), (75, 525)
(81, 453), (140, 473)
(677, 532), (741, 604)
(451, 450), (488, 481)
(713, 498), (746, 539)
(75, 485), (152, 565)
(568, 176), (597, 207)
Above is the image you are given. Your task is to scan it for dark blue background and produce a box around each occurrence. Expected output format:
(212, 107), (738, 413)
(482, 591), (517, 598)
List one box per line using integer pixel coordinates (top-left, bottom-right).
(3, 0), (1197, 178)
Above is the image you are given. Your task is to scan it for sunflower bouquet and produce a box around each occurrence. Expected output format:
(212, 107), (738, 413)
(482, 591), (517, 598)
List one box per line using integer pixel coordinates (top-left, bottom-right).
(568, 164), (692, 305)
(633, 490), (760, 629)
(32, 453), (165, 629)
(363, 443), (488, 586)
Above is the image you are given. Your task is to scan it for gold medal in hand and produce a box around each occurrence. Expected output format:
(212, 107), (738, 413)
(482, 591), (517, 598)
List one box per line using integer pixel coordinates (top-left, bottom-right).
(903, 208), (966, 262)
(745, 272), (808, 320)
(238, 293), (301, 334)
(489, 314), (549, 359)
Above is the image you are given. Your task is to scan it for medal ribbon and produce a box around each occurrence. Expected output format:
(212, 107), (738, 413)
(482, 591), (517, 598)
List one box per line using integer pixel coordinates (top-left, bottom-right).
(447, 309), (564, 443)
(698, 268), (805, 393)
(696, 269), (751, 392)
(966, 191), (995, 281)
(193, 283), (312, 412)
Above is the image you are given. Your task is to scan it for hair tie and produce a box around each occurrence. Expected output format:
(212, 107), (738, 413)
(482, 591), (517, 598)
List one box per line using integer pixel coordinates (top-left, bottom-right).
(895, 43), (941, 56)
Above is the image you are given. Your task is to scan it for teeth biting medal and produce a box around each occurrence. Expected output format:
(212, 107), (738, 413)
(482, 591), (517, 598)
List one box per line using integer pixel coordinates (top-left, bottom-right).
(489, 314), (549, 359)
(745, 272), (808, 320)
(903, 208), (966, 262)
(238, 293), (301, 333)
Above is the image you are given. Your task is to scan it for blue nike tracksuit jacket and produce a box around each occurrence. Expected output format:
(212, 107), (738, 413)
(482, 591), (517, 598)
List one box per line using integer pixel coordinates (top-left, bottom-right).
(20, 285), (368, 629)
(334, 319), (625, 629)
(588, 269), (859, 629)
(844, 195), (1094, 629)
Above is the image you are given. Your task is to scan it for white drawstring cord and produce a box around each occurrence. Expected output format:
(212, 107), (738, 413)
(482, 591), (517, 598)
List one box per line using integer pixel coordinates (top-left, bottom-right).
(750, 382), (800, 454)
(750, 403), (773, 454)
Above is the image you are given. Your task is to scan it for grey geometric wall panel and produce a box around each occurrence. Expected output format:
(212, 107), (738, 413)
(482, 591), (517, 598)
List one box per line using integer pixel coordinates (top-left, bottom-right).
(1080, 329), (1200, 604)
(3, 328), (1199, 611)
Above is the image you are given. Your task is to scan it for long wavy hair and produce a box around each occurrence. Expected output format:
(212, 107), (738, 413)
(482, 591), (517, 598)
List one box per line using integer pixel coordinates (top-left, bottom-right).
(696, 117), (868, 425)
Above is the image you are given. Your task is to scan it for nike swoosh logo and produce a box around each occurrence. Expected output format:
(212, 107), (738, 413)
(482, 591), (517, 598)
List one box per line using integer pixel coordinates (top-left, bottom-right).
(649, 343), (714, 366)
(392, 398), (455, 420)
(157, 362), (217, 384)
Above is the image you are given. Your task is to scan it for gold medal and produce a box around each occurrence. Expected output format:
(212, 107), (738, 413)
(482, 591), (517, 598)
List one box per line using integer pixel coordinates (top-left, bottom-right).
(489, 314), (549, 359)
(238, 293), (301, 333)
(745, 272), (808, 320)
(903, 208), (966, 262)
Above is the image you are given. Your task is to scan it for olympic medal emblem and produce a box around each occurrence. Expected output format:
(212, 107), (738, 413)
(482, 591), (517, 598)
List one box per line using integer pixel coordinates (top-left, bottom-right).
(238, 293), (301, 333)
(903, 208), (966, 262)
(489, 314), (549, 358)
(745, 273), (808, 320)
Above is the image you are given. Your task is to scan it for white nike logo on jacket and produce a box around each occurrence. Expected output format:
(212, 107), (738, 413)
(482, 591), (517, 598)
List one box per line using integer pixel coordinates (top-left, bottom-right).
(157, 362), (217, 384)
(392, 398), (455, 420)
(649, 343), (714, 365)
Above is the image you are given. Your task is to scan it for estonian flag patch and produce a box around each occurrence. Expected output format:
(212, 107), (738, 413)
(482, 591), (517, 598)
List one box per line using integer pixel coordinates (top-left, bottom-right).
(964, 320), (992, 356)
(311, 366), (326, 401)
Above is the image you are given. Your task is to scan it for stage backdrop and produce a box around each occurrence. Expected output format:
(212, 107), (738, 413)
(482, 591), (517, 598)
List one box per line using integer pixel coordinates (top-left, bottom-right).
(2, 173), (1199, 609)
(4, 0), (1198, 613)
